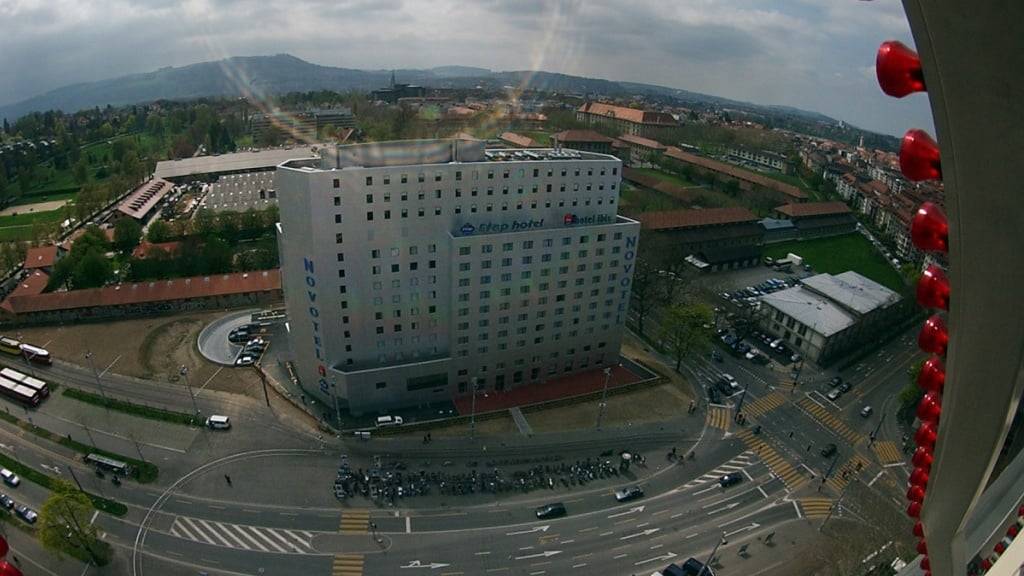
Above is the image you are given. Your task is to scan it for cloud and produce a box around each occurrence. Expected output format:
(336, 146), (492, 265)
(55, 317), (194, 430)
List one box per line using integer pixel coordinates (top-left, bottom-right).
(0, 0), (932, 135)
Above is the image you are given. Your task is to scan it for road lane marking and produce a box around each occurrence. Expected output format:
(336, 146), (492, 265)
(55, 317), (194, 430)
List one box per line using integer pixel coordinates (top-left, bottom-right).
(651, 544), (663, 550)
(613, 554), (628, 559)
(90, 510), (98, 525)
(572, 564), (587, 568)
(670, 513), (684, 519)
(406, 516), (411, 533)
(599, 531), (613, 537)
(208, 505), (226, 510)
(793, 501), (803, 519)
(651, 509), (670, 517)
(485, 569), (508, 573)
(578, 527), (597, 533)
(757, 486), (768, 498)
(475, 551), (491, 556)
(686, 533), (698, 539)
(560, 539), (575, 544)
(868, 470), (885, 487)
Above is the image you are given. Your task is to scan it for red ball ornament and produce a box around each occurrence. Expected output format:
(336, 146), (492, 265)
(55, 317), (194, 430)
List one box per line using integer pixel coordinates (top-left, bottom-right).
(921, 557), (931, 571)
(981, 558), (993, 570)
(995, 541), (1007, 554)
(918, 314), (949, 356)
(908, 501), (922, 518)
(917, 391), (942, 423)
(918, 357), (945, 393)
(909, 467), (930, 488)
(910, 201), (949, 253)
(900, 129), (942, 181)
(907, 485), (926, 502)
(876, 41), (925, 97)
(912, 446), (934, 469)
(0, 562), (22, 576)
(0, 536), (7, 559)
(913, 521), (925, 538)
(1018, 504), (1024, 517)
(1009, 524), (1020, 537)
(915, 422), (938, 448)
(917, 265), (950, 310)
(916, 540), (928, 555)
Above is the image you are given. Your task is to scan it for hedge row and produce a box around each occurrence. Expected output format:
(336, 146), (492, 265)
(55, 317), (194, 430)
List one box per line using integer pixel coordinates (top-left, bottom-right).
(63, 388), (200, 427)
(0, 452), (127, 516)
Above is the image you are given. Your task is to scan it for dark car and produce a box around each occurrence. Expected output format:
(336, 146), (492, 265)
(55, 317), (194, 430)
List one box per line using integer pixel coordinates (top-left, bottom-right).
(821, 443), (838, 458)
(14, 505), (37, 524)
(614, 485), (644, 502)
(719, 473), (743, 488)
(830, 376), (843, 387)
(706, 385), (721, 404)
(715, 380), (733, 395)
(678, 557), (716, 576)
(751, 353), (770, 365)
(711, 350), (723, 363)
(535, 502), (567, 519)
(0, 494), (12, 509)
(839, 382), (852, 394)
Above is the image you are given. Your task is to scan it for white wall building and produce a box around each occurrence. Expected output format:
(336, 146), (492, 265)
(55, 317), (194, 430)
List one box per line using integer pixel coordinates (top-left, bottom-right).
(201, 171), (277, 212)
(276, 139), (640, 415)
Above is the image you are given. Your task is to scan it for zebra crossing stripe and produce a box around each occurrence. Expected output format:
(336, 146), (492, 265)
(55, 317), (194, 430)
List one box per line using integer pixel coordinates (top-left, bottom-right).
(213, 522), (252, 550)
(179, 517), (218, 546)
(230, 524), (270, 551)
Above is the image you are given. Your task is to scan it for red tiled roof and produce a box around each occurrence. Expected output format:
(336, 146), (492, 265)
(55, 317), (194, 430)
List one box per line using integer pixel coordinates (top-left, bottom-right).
(664, 147), (807, 200)
(617, 134), (666, 150)
(0, 270), (50, 313)
(635, 207), (759, 230)
(578, 102), (676, 126)
(131, 241), (183, 259)
(499, 132), (537, 148)
(3, 270), (281, 315)
(775, 201), (851, 218)
(552, 130), (614, 144)
(24, 245), (59, 269)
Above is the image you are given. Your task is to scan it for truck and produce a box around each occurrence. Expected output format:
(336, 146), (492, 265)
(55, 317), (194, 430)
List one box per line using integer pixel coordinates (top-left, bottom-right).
(772, 252), (803, 271)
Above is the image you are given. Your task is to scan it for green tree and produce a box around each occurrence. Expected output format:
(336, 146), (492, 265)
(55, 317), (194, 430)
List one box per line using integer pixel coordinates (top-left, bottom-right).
(629, 257), (664, 338)
(0, 169), (9, 207)
(38, 481), (112, 565)
(724, 179), (741, 196)
(113, 217), (143, 253)
(199, 237), (233, 274)
(72, 250), (114, 288)
(18, 164), (34, 194)
(217, 212), (240, 243)
(146, 219), (172, 243)
(192, 209), (217, 237)
(898, 360), (926, 424)
(72, 158), (90, 186)
(659, 303), (714, 372)
(98, 122), (114, 139)
(256, 125), (285, 148)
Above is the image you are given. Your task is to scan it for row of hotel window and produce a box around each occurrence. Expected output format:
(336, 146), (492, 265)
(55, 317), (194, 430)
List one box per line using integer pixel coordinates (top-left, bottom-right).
(453, 319), (619, 357)
(458, 232), (622, 253)
(454, 356), (608, 393)
(358, 197), (617, 220)
(455, 253), (622, 272)
(334, 166), (619, 189)
(370, 300), (619, 336)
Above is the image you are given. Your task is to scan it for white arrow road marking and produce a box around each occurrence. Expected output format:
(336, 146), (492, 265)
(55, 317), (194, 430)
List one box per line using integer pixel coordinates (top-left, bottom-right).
(634, 552), (677, 566)
(0, 443), (12, 451)
(514, 551), (562, 561)
(506, 525), (550, 536)
(620, 528), (660, 540)
(724, 523), (760, 538)
(399, 560), (452, 569)
(607, 506), (645, 519)
(706, 502), (740, 515)
(694, 485), (719, 495)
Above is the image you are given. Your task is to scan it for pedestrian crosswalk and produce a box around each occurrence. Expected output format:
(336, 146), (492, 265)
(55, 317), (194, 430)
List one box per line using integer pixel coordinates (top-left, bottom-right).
(873, 441), (904, 465)
(797, 397), (864, 445)
(735, 429), (807, 491)
(706, 406), (732, 431)
(826, 453), (871, 492)
(332, 554), (364, 576)
(679, 451), (756, 489)
(169, 516), (316, 554)
(799, 498), (834, 520)
(740, 391), (785, 420)
(339, 509), (370, 534)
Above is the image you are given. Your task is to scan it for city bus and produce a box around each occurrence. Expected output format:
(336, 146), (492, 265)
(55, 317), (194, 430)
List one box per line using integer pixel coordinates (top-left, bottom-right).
(0, 368), (49, 397)
(19, 344), (52, 366)
(84, 453), (130, 476)
(0, 375), (42, 407)
(0, 337), (21, 357)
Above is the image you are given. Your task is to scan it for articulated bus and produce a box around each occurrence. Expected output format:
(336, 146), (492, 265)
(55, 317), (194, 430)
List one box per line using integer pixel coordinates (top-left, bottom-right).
(0, 376), (41, 407)
(0, 338), (20, 356)
(19, 344), (52, 366)
(0, 368), (49, 397)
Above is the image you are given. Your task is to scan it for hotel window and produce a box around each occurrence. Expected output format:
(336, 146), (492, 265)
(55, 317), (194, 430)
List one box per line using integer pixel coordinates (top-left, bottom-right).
(333, 179), (340, 189)
(383, 210), (391, 219)
(418, 173), (425, 183)
(455, 171), (462, 181)
(383, 175), (390, 185)
(334, 196), (341, 205)
(335, 233), (344, 244)
(435, 172), (442, 182)
(366, 176), (373, 186)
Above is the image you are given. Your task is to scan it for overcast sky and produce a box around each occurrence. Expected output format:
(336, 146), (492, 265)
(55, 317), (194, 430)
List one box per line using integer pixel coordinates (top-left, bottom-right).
(0, 0), (933, 136)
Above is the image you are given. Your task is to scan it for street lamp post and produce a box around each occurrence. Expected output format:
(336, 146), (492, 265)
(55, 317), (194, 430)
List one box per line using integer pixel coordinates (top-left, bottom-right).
(734, 379), (752, 423)
(179, 365), (200, 421)
(868, 412), (887, 447)
(595, 367), (613, 430)
(469, 377), (478, 438)
(83, 351), (109, 401)
(700, 532), (728, 576)
(791, 357), (805, 395)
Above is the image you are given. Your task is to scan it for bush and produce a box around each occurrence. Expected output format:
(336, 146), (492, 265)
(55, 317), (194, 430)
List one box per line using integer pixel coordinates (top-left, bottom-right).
(63, 388), (200, 427)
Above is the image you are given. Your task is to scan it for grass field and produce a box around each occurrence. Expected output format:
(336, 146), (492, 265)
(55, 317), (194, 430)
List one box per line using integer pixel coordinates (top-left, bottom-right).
(631, 167), (697, 188)
(521, 131), (551, 146)
(763, 234), (906, 292)
(619, 183), (687, 212)
(0, 208), (65, 227)
(0, 226), (37, 242)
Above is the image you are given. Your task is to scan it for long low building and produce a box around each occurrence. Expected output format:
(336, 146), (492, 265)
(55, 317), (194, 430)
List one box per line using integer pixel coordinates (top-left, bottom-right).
(0, 270), (282, 324)
(774, 201), (857, 239)
(635, 207), (763, 271)
(664, 147), (807, 203)
(154, 147), (320, 181)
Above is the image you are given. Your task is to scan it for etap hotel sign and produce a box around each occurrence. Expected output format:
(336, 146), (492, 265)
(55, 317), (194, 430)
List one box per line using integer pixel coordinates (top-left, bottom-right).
(302, 257), (330, 394)
(563, 213), (614, 226)
(459, 219), (544, 235)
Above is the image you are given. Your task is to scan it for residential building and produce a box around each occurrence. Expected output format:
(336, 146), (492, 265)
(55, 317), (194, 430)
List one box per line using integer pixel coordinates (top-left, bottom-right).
(250, 108), (355, 140)
(275, 139), (639, 415)
(552, 130), (615, 155)
(616, 135), (666, 167)
(370, 72), (426, 103)
(759, 271), (903, 363)
(576, 102), (677, 139)
(23, 245), (63, 273)
(635, 207), (763, 272)
(154, 147), (319, 181)
(774, 201), (857, 239)
(499, 132), (538, 149)
(728, 147), (790, 173)
(663, 147), (808, 204)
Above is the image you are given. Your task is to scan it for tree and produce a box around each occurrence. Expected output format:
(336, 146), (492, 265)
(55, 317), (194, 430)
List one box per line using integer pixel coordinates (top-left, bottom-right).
(39, 481), (112, 565)
(72, 158), (89, 186)
(256, 125), (285, 148)
(724, 179), (741, 197)
(199, 237), (233, 274)
(0, 169), (9, 208)
(659, 303), (714, 372)
(629, 258), (664, 338)
(113, 217), (143, 253)
(72, 250), (114, 288)
(146, 219), (172, 243)
(192, 209), (217, 237)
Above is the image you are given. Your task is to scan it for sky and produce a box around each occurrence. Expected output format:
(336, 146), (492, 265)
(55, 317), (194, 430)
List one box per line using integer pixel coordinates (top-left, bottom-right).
(0, 0), (933, 136)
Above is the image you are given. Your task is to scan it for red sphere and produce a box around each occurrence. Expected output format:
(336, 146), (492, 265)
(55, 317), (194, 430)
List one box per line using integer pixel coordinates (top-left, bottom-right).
(908, 501), (922, 518)
(907, 485), (926, 502)
(876, 41), (925, 97)
(995, 542), (1007, 554)
(917, 265), (950, 310)
(913, 521), (925, 538)
(918, 357), (946, 393)
(981, 558), (993, 570)
(912, 446), (934, 469)
(915, 422), (938, 448)
(0, 536), (7, 559)
(921, 557), (931, 571)
(918, 314), (949, 356)
(917, 391), (942, 424)
(917, 540), (928, 555)
(911, 201), (949, 253)
(0, 562), (22, 576)
(909, 467), (930, 488)
(1019, 504), (1024, 517)
(901, 129), (942, 182)
(1009, 524), (1020, 538)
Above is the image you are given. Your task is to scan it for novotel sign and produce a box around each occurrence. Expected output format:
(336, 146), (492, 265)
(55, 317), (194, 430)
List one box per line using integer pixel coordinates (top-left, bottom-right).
(563, 213), (614, 226)
(618, 235), (638, 312)
(458, 219), (544, 235)
(303, 257), (331, 395)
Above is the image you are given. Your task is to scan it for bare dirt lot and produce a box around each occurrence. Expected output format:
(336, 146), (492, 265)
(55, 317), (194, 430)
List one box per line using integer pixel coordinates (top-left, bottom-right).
(526, 382), (690, 433)
(14, 310), (262, 396)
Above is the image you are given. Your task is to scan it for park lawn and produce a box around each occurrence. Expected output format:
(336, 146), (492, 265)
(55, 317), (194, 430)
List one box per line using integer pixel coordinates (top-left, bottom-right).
(0, 208), (65, 227)
(0, 226), (37, 242)
(763, 234), (906, 292)
(620, 182), (687, 212)
(521, 131), (551, 146)
(631, 167), (697, 188)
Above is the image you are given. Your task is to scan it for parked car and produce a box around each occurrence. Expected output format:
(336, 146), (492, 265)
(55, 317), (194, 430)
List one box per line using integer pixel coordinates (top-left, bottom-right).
(614, 485), (645, 502)
(839, 382), (852, 394)
(206, 415), (231, 430)
(821, 443), (838, 457)
(0, 494), (13, 509)
(706, 385), (721, 404)
(719, 473), (743, 488)
(830, 376), (843, 387)
(751, 353), (770, 365)
(790, 353), (802, 363)
(826, 388), (842, 401)
(710, 350), (723, 363)
(769, 338), (783, 349)
(235, 355), (256, 367)
(535, 502), (567, 519)
(375, 415), (404, 427)
(860, 406), (874, 418)
(0, 469), (19, 487)
(14, 505), (36, 524)
(720, 374), (739, 391)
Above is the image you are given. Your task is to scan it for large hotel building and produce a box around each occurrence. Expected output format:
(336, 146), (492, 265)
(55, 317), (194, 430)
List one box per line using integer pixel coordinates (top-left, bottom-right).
(275, 139), (640, 415)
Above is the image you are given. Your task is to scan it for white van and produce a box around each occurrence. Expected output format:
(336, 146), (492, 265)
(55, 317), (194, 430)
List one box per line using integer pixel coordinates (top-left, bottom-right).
(1, 468), (20, 487)
(206, 415), (231, 430)
(375, 415), (404, 427)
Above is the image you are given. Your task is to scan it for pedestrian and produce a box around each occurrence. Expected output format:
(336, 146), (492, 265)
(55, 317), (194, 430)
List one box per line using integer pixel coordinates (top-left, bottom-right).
(224, 474), (232, 486)
(789, 430), (794, 438)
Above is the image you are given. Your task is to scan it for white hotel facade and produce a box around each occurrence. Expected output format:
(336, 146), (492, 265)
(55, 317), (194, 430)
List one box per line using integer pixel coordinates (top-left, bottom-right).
(276, 139), (640, 415)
